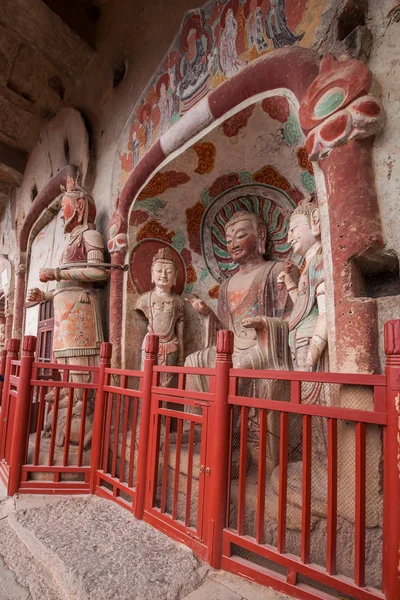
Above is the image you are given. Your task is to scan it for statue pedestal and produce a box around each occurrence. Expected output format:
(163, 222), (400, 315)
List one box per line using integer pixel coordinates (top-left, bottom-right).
(270, 461), (328, 519)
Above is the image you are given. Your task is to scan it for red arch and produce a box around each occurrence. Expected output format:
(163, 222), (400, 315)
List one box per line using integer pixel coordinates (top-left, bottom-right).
(109, 46), (320, 365)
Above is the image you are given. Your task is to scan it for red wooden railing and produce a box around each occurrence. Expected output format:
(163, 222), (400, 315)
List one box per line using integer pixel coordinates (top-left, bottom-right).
(0, 323), (399, 600)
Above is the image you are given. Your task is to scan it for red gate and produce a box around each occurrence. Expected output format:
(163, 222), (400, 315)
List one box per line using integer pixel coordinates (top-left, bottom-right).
(144, 364), (215, 560)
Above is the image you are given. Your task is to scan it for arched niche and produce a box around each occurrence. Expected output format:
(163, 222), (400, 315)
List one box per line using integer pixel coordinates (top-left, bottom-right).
(108, 46), (320, 367)
(120, 90), (317, 368)
(109, 46), (389, 377)
(13, 108), (91, 340)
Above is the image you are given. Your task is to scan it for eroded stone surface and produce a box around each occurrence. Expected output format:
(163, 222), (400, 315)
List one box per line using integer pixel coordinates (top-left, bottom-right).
(0, 557), (31, 600)
(0, 519), (60, 600)
(12, 496), (205, 600)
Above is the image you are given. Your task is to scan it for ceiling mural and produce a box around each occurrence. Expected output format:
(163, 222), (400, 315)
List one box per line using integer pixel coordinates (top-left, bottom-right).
(128, 96), (314, 304)
(117, 0), (328, 189)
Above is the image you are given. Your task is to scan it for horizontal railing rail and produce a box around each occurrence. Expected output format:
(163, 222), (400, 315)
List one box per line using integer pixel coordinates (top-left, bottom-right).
(229, 367), (386, 386)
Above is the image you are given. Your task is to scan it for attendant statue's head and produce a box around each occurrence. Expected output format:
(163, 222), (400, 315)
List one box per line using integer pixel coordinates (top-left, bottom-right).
(151, 248), (178, 293)
(288, 196), (320, 257)
(225, 211), (267, 265)
(60, 176), (96, 234)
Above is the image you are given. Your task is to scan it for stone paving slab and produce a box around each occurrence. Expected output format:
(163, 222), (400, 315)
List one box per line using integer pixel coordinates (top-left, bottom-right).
(182, 575), (242, 600)
(182, 570), (293, 600)
(0, 517), (60, 600)
(208, 570), (292, 600)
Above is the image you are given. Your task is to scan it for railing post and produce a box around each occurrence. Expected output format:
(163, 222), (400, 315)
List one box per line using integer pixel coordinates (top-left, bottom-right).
(0, 339), (20, 460)
(90, 342), (112, 493)
(135, 333), (159, 520)
(8, 335), (36, 496)
(383, 320), (400, 600)
(207, 329), (233, 569)
(0, 349), (7, 405)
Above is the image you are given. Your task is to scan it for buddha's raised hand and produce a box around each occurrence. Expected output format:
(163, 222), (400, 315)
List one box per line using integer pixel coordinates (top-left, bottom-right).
(241, 316), (265, 330)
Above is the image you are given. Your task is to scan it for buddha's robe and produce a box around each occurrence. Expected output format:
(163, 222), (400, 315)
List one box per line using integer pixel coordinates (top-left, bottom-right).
(185, 260), (296, 467)
(185, 260), (293, 372)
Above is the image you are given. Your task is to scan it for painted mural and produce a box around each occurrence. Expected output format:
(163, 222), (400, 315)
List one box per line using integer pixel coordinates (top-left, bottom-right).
(118, 0), (328, 188)
(127, 95), (315, 316)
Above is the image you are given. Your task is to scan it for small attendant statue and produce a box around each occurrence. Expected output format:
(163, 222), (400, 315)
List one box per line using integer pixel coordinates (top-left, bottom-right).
(136, 248), (184, 387)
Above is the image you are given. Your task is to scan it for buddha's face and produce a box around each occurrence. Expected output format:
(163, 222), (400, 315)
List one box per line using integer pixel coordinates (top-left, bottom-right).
(225, 219), (260, 265)
(288, 214), (316, 257)
(152, 260), (176, 291)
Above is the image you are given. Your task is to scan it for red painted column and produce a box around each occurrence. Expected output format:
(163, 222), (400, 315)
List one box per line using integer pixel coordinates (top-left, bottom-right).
(90, 341), (112, 493)
(135, 333), (159, 520)
(5, 308), (13, 342)
(383, 320), (400, 600)
(109, 251), (125, 367)
(0, 339), (20, 459)
(320, 138), (382, 373)
(8, 335), (36, 496)
(12, 265), (26, 341)
(207, 329), (233, 569)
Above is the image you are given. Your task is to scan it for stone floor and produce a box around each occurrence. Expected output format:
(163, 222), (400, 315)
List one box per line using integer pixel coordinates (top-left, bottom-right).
(0, 557), (31, 600)
(0, 484), (293, 600)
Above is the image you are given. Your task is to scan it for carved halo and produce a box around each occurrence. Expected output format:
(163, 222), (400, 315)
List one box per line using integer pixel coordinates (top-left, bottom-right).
(201, 184), (297, 283)
(129, 240), (186, 295)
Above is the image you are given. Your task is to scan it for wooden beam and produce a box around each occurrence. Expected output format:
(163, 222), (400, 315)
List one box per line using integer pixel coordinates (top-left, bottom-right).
(0, 141), (27, 174)
(0, 180), (11, 204)
(0, 0), (96, 79)
(0, 94), (40, 153)
(0, 141), (27, 187)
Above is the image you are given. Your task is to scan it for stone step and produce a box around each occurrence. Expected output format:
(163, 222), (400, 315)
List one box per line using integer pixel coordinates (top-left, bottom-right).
(0, 491), (206, 600)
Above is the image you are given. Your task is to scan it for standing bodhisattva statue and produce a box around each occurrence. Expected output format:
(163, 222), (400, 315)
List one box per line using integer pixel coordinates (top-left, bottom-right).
(27, 176), (109, 447)
(277, 196), (328, 375)
(273, 196), (329, 498)
(136, 247), (184, 387)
